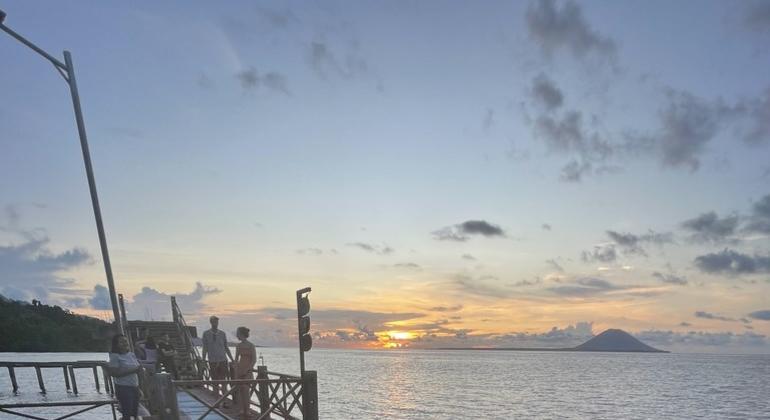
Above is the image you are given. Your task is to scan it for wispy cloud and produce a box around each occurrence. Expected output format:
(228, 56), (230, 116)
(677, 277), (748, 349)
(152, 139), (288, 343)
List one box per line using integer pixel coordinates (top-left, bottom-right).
(748, 310), (770, 321)
(695, 311), (736, 322)
(432, 220), (506, 242)
(235, 67), (291, 95)
(652, 271), (687, 286)
(526, 0), (617, 62)
(694, 249), (770, 275)
(346, 242), (394, 255)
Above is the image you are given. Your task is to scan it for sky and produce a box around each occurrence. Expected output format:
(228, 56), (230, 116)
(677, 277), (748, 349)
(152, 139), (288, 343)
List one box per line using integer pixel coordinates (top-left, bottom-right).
(1, 0), (769, 353)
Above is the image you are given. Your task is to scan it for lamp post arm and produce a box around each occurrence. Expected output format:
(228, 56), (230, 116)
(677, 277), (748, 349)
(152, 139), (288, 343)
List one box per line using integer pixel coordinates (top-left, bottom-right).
(0, 22), (67, 72)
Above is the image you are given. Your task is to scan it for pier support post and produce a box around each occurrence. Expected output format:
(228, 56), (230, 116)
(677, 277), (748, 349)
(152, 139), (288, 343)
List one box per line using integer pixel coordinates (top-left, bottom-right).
(302, 370), (318, 420)
(63, 366), (71, 391)
(257, 365), (269, 416)
(8, 367), (19, 394)
(35, 366), (46, 394)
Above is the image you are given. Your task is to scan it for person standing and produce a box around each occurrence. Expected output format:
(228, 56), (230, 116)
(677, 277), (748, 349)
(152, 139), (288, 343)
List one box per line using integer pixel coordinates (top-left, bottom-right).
(157, 333), (178, 379)
(108, 334), (143, 420)
(235, 326), (257, 418)
(202, 315), (234, 398)
(138, 336), (158, 373)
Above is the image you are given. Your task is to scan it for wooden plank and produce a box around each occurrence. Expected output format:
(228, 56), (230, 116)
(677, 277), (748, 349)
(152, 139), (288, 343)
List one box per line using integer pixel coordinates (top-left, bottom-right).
(177, 387), (263, 420)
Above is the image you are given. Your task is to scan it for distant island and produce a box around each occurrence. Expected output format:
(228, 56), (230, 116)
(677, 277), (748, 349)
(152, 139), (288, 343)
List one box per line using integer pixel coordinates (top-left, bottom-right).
(437, 329), (668, 353)
(0, 295), (113, 352)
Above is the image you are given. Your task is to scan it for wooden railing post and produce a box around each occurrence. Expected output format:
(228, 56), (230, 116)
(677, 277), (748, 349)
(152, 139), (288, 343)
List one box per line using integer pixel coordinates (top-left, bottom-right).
(150, 373), (179, 420)
(257, 365), (269, 416)
(302, 370), (318, 420)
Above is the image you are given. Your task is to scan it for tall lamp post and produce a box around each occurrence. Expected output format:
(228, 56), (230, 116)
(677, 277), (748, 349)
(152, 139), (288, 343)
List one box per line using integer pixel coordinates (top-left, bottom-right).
(0, 9), (124, 334)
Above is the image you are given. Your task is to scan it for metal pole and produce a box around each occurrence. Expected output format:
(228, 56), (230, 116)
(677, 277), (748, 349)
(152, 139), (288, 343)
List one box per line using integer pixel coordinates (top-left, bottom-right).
(63, 51), (123, 334)
(0, 14), (124, 334)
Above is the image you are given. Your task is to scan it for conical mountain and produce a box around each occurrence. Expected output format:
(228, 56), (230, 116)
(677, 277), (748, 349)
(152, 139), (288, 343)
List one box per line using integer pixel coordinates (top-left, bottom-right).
(573, 329), (666, 352)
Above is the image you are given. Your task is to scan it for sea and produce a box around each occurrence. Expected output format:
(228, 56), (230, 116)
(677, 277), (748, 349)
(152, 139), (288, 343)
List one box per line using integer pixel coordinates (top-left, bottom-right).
(1, 349), (768, 419)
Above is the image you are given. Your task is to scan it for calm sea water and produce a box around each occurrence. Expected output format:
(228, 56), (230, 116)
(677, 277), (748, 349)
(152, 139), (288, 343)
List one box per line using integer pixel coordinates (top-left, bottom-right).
(1, 349), (768, 419)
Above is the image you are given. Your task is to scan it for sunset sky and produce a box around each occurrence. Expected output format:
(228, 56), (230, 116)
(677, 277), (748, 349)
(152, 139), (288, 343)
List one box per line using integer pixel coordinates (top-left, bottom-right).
(1, 0), (769, 353)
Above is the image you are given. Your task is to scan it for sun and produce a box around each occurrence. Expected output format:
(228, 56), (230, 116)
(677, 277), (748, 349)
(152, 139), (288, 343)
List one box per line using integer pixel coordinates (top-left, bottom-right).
(389, 331), (413, 340)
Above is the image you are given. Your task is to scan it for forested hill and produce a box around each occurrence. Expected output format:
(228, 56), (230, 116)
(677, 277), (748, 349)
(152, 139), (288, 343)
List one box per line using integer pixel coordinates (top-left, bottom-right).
(0, 295), (113, 352)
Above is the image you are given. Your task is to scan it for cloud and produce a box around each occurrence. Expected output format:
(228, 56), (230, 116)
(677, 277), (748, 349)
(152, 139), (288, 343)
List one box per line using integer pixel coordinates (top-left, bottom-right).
(452, 274), (512, 298)
(525, 0), (617, 61)
(296, 248), (324, 256)
(346, 242), (394, 255)
(636, 329), (768, 350)
(429, 305), (463, 313)
(560, 160), (592, 182)
(393, 262), (421, 270)
(89, 285), (111, 310)
(545, 259), (564, 272)
(581, 245), (617, 263)
(694, 249), (770, 275)
(745, 193), (770, 234)
(744, 1), (770, 32)
(547, 277), (625, 297)
(605, 229), (674, 256)
(681, 212), (740, 243)
(695, 311), (736, 322)
(535, 111), (612, 161)
(531, 73), (564, 110)
(432, 220), (506, 242)
(255, 6), (298, 28)
(748, 310), (770, 321)
(650, 90), (736, 171)
(740, 89), (770, 144)
(129, 282), (221, 320)
(511, 277), (543, 287)
(236, 67), (259, 89)
(235, 67), (290, 95)
(309, 41), (368, 80)
(0, 234), (91, 304)
(225, 307), (425, 346)
(652, 272), (687, 285)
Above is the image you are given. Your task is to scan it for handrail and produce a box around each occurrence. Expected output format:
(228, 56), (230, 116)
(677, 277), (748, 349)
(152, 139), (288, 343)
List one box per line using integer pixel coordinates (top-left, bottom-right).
(170, 296), (208, 379)
(170, 375), (305, 420)
(0, 361), (112, 393)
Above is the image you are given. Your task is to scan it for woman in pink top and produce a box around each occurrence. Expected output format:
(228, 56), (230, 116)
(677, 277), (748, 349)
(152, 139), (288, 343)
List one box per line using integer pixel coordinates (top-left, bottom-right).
(234, 326), (256, 418)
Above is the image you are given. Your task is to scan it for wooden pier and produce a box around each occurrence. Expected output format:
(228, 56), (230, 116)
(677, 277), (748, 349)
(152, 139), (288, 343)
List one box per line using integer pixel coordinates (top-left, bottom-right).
(0, 360), (117, 420)
(1, 294), (318, 420)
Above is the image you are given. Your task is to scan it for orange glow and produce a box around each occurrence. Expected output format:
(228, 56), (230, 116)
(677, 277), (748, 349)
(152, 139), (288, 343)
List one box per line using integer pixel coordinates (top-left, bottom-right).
(389, 331), (414, 340)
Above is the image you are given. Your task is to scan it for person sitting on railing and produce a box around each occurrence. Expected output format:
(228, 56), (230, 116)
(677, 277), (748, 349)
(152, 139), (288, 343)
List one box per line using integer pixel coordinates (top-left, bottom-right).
(138, 336), (158, 374)
(108, 334), (143, 420)
(157, 333), (178, 379)
(235, 326), (257, 418)
(202, 315), (234, 400)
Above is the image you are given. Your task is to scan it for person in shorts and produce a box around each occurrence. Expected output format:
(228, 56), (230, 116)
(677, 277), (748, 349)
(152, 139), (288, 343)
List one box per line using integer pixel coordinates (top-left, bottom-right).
(202, 315), (233, 397)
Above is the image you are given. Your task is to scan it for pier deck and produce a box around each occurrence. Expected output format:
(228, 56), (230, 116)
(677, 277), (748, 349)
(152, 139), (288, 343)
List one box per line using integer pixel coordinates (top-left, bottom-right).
(176, 387), (262, 420)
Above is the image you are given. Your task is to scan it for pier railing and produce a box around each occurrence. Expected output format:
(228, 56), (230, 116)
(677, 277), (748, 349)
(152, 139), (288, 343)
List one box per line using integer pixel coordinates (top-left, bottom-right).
(171, 296), (208, 380)
(148, 365), (318, 420)
(0, 360), (117, 420)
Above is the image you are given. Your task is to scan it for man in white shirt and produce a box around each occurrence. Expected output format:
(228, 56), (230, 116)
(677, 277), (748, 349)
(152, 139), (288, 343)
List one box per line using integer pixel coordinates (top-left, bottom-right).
(202, 315), (234, 397)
